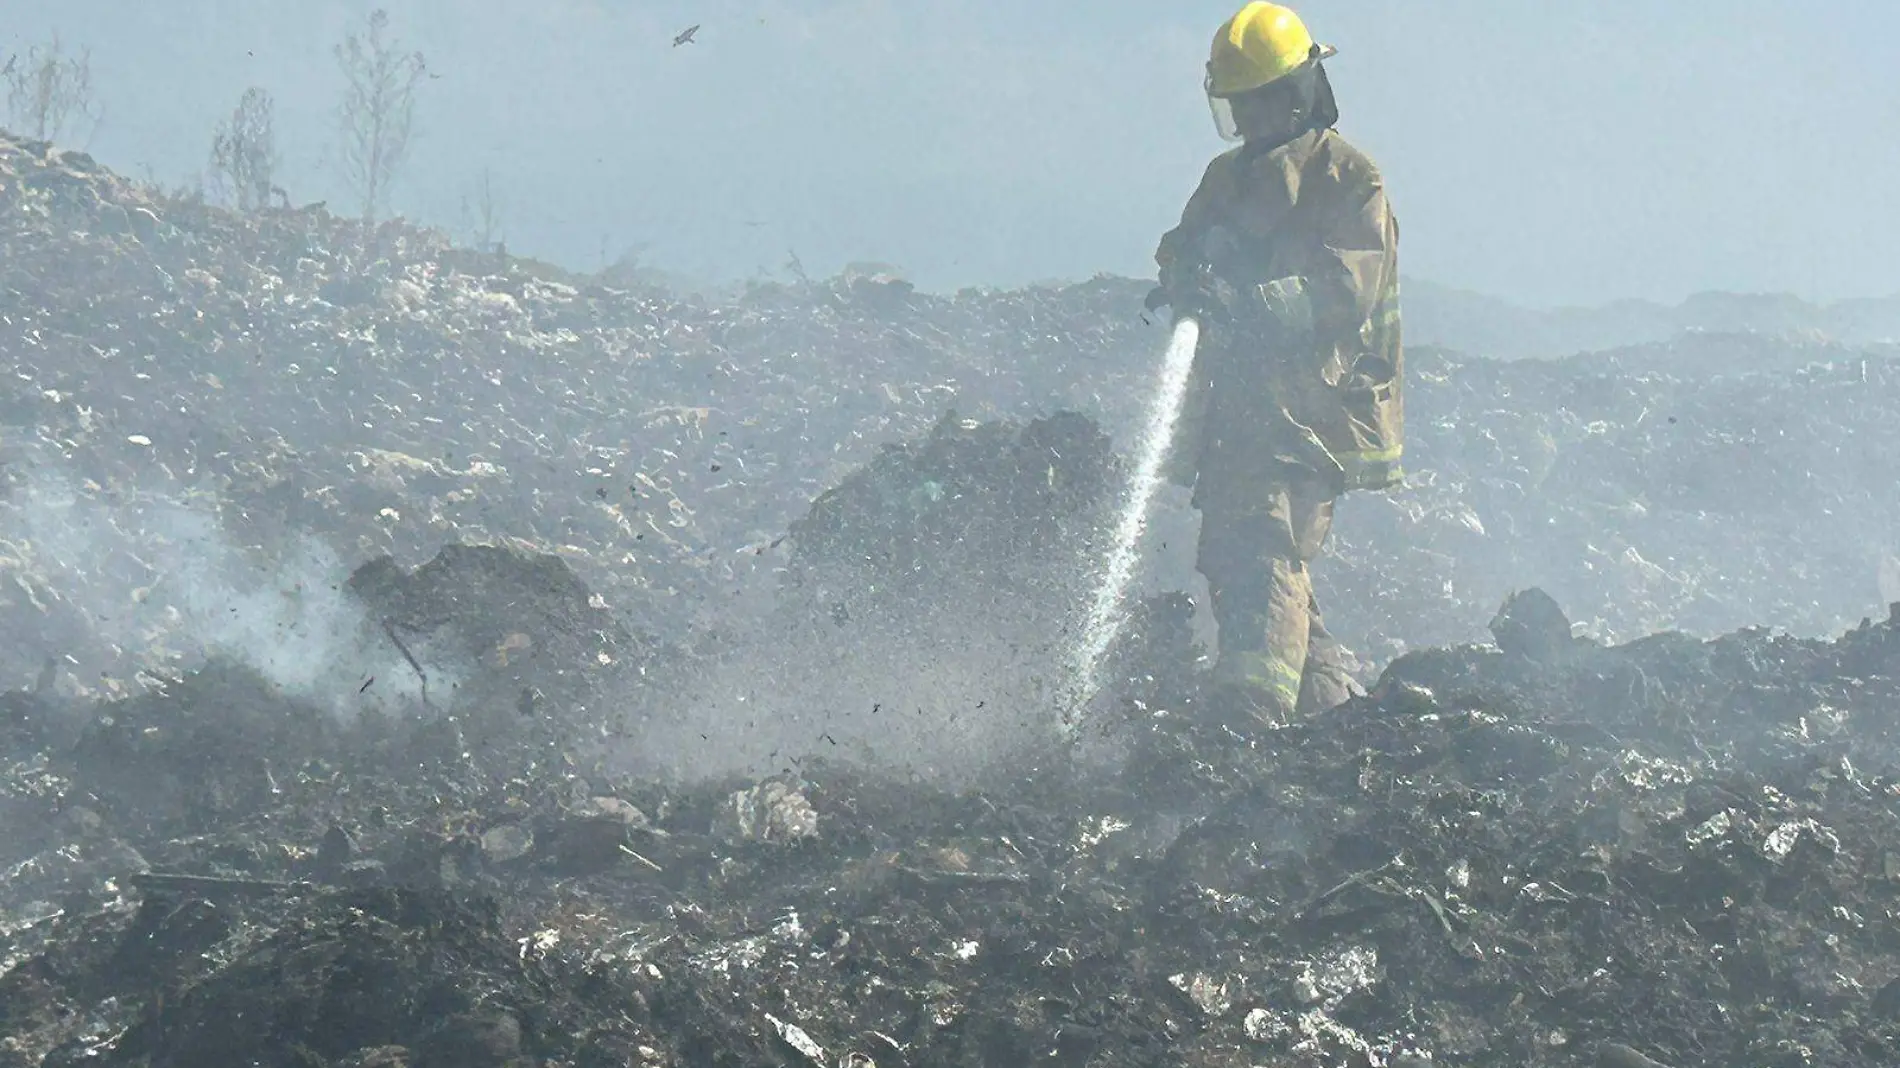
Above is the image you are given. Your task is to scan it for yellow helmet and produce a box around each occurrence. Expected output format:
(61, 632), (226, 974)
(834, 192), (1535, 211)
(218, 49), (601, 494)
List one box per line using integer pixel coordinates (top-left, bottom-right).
(1206, 3), (1336, 99)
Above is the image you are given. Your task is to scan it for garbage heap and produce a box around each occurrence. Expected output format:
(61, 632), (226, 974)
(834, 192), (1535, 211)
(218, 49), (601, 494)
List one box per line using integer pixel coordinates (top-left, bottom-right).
(4, 127), (1900, 1068)
(6, 129), (1899, 701)
(0, 532), (1896, 1068)
(0, 128), (1160, 688)
(1325, 338), (1900, 667)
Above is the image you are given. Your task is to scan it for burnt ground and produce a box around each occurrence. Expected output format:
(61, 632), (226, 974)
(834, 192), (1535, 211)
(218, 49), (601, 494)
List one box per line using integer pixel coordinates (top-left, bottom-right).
(2, 133), (1900, 1068)
(0, 489), (1896, 1068)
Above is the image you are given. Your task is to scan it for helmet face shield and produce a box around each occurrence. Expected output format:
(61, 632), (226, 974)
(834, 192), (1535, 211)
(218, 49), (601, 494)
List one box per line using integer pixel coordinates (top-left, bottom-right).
(1206, 75), (1243, 142)
(1208, 94), (1242, 142)
(1206, 51), (1338, 146)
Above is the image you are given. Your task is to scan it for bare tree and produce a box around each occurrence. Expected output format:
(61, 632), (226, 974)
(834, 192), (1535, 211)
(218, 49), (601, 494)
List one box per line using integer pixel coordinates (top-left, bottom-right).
(209, 87), (278, 212)
(459, 167), (503, 252)
(4, 34), (101, 144)
(333, 9), (426, 225)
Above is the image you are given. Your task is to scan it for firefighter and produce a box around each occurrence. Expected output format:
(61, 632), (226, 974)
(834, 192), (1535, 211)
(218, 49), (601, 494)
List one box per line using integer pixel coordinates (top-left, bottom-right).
(1147, 2), (1404, 726)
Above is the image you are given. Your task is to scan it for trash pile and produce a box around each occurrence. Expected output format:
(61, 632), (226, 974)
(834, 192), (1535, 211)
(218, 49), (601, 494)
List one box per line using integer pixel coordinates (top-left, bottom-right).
(4, 130), (1897, 688)
(1, 546), (1897, 1067)
(1325, 336), (1900, 667)
(0, 130), (1160, 683)
(1402, 278), (1900, 361)
(4, 130), (1900, 1066)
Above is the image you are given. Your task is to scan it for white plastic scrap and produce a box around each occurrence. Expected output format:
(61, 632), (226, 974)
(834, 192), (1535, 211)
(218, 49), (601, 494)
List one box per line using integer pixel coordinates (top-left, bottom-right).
(689, 935), (768, 975)
(1837, 756), (1865, 789)
(1685, 810), (1735, 848)
(1294, 945), (1381, 1006)
(1762, 819), (1840, 861)
(765, 1014), (827, 1065)
(1612, 749), (1695, 790)
(517, 928), (560, 961)
(1782, 704), (1851, 743)
(722, 780), (819, 842)
(1242, 1006), (1287, 1043)
(773, 910), (805, 942)
(1167, 972), (1233, 1017)
(1293, 1008), (1375, 1059)
(1446, 858), (1471, 890)
(1075, 815), (1131, 850)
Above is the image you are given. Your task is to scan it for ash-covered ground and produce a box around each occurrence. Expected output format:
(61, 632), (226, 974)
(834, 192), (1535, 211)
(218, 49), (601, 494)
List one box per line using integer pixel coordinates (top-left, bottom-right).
(3, 132), (1900, 1068)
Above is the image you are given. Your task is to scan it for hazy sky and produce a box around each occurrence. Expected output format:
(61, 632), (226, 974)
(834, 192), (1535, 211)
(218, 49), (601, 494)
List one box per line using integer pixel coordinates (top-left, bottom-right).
(8, 1), (1897, 306)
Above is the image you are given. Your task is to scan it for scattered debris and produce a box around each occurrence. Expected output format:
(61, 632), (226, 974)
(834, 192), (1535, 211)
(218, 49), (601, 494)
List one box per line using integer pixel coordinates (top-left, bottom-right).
(2, 127), (1898, 1068)
(765, 1013), (826, 1065)
(717, 779), (818, 843)
(478, 822), (534, 864)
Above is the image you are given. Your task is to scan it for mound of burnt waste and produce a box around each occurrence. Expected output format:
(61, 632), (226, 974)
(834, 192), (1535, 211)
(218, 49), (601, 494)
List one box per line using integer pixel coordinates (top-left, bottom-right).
(3, 527), (1897, 1066)
(347, 543), (639, 717)
(784, 408), (1119, 595)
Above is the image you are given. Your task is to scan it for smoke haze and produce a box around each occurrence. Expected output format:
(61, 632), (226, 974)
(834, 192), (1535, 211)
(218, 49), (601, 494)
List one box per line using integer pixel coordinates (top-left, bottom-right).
(7, 0), (1896, 306)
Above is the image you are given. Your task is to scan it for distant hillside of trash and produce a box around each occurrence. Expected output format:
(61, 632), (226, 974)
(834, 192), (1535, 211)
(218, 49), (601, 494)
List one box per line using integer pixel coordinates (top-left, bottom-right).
(1405, 278), (1900, 360)
(3, 127), (1896, 701)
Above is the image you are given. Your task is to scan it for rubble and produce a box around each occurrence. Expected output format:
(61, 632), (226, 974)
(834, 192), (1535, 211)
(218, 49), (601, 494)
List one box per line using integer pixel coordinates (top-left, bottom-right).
(3, 129), (1900, 1067)
(0, 545), (1894, 1066)
(716, 779), (819, 843)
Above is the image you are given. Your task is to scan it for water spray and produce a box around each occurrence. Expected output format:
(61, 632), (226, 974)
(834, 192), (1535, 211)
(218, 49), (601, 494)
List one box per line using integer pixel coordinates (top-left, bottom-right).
(1061, 315), (1202, 735)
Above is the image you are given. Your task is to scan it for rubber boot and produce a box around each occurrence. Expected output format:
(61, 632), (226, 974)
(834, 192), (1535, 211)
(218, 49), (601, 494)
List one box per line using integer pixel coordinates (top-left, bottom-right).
(1296, 604), (1360, 716)
(1207, 649), (1304, 728)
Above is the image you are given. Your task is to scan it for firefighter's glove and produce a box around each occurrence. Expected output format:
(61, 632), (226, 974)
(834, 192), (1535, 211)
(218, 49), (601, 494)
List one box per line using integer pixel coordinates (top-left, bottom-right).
(1184, 270), (1242, 325)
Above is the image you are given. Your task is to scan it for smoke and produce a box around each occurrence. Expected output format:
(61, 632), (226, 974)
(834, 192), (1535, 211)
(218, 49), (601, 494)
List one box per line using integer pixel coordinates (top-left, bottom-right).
(618, 405), (1215, 788)
(631, 537), (1097, 789)
(0, 470), (439, 715)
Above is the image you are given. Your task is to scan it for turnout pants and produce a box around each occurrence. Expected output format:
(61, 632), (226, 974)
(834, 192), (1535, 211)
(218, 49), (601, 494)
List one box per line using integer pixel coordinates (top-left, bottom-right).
(1195, 463), (1355, 724)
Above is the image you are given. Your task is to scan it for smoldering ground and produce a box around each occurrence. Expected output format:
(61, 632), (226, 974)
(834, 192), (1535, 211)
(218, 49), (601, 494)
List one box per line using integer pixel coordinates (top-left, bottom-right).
(0, 468), (455, 717)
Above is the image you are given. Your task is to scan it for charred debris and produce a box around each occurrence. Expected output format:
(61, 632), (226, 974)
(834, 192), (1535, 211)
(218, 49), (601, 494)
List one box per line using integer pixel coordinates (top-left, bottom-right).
(3, 133), (1900, 1067)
